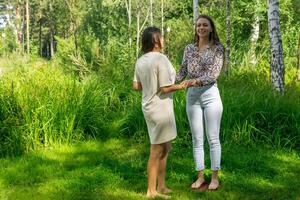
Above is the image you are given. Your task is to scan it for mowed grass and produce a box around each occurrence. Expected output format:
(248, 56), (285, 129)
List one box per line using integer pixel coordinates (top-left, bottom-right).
(0, 138), (299, 200)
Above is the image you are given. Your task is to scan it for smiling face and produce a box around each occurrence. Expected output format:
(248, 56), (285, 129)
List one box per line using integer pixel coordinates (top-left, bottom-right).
(196, 18), (212, 40)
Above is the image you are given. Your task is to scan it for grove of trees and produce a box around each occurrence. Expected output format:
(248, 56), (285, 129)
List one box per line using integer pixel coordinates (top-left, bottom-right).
(0, 0), (299, 156)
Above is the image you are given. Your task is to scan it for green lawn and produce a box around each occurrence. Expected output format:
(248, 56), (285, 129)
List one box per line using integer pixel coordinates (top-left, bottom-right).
(0, 138), (299, 200)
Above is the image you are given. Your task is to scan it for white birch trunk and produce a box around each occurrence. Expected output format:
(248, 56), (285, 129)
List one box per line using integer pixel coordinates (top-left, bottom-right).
(49, 1), (54, 58)
(125, 0), (132, 49)
(15, 3), (22, 50)
(161, 0), (164, 37)
(268, 0), (285, 93)
(136, 6), (150, 58)
(193, 0), (199, 25)
(150, 0), (153, 26)
(250, 0), (260, 65)
(297, 35), (300, 81)
(136, 9), (140, 58)
(25, 0), (30, 54)
(225, 0), (231, 75)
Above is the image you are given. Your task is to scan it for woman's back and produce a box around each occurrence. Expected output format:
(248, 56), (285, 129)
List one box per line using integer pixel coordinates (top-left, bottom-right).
(135, 51), (175, 108)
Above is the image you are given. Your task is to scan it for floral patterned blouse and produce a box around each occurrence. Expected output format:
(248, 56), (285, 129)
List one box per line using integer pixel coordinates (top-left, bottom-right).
(176, 43), (224, 86)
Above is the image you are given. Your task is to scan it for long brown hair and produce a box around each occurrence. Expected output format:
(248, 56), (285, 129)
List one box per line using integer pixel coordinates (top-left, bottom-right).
(194, 15), (220, 46)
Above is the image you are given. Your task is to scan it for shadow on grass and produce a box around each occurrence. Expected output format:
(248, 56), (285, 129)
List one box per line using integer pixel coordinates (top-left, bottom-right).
(0, 139), (299, 200)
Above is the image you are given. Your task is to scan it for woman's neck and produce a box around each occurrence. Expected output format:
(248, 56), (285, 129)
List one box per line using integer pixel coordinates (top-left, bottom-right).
(198, 38), (210, 49)
(152, 47), (161, 52)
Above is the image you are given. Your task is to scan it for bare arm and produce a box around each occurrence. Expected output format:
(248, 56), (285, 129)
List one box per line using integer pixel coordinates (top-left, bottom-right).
(160, 82), (189, 94)
(133, 81), (142, 90)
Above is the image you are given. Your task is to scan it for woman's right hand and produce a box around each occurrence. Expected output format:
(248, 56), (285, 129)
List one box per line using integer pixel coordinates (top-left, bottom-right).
(180, 80), (197, 88)
(180, 80), (190, 89)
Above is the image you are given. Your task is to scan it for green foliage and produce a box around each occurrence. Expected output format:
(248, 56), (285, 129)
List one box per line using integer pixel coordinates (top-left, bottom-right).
(120, 65), (300, 151)
(0, 0), (299, 156)
(0, 28), (18, 55)
(0, 60), (125, 156)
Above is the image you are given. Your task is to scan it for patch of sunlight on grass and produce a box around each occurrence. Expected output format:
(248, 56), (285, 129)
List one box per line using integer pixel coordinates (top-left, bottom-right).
(274, 151), (300, 162)
(104, 138), (125, 151)
(0, 182), (9, 200)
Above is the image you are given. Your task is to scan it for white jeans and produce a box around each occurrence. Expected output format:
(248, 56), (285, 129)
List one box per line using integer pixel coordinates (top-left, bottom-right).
(186, 83), (223, 171)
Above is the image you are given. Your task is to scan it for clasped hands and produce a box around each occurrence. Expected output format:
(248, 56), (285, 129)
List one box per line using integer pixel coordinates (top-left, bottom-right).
(180, 79), (197, 89)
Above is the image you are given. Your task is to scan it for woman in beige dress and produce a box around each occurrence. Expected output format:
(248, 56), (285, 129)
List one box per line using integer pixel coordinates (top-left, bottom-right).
(133, 27), (188, 199)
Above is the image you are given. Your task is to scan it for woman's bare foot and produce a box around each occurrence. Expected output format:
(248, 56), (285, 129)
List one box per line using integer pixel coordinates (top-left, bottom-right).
(157, 187), (172, 194)
(146, 192), (171, 199)
(208, 179), (219, 190)
(190, 177), (205, 189)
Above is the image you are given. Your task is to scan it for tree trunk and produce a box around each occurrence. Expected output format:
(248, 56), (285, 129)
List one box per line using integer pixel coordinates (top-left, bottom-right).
(38, 0), (43, 57)
(225, 0), (231, 76)
(15, 3), (22, 50)
(136, 4), (149, 58)
(64, 0), (78, 50)
(39, 20), (42, 56)
(268, 0), (285, 93)
(297, 35), (300, 81)
(150, 0), (153, 26)
(161, 0), (164, 37)
(25, 0), (30, 54)
(125, 0), (132, 50)
(49, 1), (54, 58)
(193, 0), (199, 24)
(136, 9), (140, 58)
(250, 0), (260, 65)
(50, 28), (54, 58)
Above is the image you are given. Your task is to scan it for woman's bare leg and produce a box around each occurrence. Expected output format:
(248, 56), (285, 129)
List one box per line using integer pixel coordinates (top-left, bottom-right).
(208, 170), (219, 190)
(191, 170), (205, 188)
(157, 142), (172, 194)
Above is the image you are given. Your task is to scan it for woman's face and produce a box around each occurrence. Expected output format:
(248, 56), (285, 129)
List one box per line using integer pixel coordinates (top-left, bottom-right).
(196, 18), (212, 39)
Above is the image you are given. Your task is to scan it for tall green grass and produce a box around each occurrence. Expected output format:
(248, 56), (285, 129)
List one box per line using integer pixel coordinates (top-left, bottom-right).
(0, 61), (124, 156)
(120, 61), (300, 151)
(0, 52), (299, 157)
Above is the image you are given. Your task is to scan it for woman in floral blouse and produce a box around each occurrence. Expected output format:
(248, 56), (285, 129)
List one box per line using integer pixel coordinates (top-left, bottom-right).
(176, 15), (224, 191)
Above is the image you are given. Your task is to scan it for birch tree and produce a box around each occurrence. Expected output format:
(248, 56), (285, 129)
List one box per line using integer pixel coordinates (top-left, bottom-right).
(150, 0), (153, 26)
(49, 0), (54, 57)
(225, 0), (231, 75)
(297, 35), (300, 81)
(161, 0), (164, 36)
(64, 0), (80, 50)
(193, 0), (199, 24)
(267, 0), (285, 93)
(125, 0), (132, 50)
(250, 0), (260, 65)
(136, 1), (149, 58)
(25, 0), (29, 54)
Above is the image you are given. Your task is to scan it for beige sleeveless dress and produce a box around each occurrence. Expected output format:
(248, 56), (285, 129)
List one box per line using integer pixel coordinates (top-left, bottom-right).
(133, 52), (177, 144)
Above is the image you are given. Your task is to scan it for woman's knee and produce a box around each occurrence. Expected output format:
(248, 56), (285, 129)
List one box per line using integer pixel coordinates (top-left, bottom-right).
(150, 144), (163, 159)
(160, 142), (172, 158)
(208, 137), (221, 147)
(192, 136), (204, 148)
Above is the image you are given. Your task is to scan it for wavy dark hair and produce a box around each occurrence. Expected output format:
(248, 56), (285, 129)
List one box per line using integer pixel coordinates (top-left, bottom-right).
(141, 27), (162, 53)
(194, 15), (220, 46)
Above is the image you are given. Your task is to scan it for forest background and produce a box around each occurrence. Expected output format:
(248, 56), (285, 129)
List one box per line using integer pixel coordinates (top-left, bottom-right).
(0, 0), (300, 199)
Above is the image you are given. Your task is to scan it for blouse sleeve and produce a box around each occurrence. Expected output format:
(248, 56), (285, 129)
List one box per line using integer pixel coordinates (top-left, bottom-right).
(176, 45), (189, 82)
(195, 44), (224, 86)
